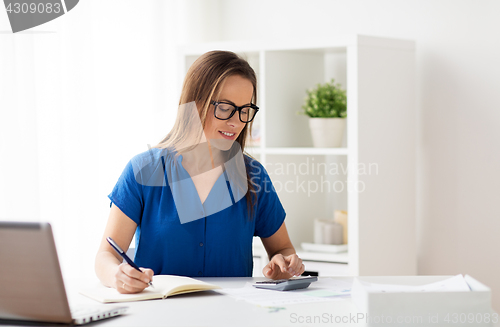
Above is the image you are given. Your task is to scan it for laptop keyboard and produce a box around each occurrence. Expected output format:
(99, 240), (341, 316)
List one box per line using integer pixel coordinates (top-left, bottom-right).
(70, 305), (127, 324)
(71, 307), (102, 317)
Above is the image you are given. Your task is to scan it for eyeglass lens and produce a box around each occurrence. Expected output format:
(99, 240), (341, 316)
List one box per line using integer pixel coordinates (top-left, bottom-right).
(215, 103), (257, 122)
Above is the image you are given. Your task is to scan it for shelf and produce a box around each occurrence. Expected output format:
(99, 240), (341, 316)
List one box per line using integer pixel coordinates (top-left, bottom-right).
(179, 35), (414, 56)
(295, 249), (349, 264)
(183, 35), (417, 276)
(245, 147), (348, 156)
(252, 245), (348, 264)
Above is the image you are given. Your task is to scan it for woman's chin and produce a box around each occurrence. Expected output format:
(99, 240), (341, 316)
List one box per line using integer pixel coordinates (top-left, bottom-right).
(210, 138), (235, 151)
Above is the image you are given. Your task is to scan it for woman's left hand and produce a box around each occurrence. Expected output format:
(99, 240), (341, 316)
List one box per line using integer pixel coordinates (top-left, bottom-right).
(262, 253), (305, 280)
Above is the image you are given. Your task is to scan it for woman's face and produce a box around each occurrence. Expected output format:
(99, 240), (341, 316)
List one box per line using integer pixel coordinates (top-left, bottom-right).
(204, 75), (253, 147)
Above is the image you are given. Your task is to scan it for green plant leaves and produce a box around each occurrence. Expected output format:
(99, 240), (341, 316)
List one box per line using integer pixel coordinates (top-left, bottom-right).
(301, 79), (347, 118)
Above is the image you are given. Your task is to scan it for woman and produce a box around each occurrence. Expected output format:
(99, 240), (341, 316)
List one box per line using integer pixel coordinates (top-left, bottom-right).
(95, 51), (305, 294)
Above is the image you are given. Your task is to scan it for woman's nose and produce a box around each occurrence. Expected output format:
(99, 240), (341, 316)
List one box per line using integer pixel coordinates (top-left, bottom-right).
(227, 114), (240, 127)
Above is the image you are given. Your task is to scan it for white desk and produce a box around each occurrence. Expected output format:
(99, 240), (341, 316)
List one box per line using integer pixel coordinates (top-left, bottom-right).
(65, 276), (499, 327)
(66, 276), (358, 327)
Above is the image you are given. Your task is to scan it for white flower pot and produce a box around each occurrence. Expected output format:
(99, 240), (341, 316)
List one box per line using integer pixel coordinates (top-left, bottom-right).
(309, 118), (346, 148)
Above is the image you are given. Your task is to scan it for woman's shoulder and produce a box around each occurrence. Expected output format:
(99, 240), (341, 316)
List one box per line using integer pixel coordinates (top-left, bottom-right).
(243, 154), (267, 176)
(127, 147), (179, 187)
(130, 147), (177, 164)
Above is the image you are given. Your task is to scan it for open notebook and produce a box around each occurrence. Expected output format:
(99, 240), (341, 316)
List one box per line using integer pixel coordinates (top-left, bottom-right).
(80, 275), (221, 303)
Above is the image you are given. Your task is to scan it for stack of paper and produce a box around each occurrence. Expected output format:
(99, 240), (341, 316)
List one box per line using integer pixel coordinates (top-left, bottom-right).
(357, 274), (471, 293)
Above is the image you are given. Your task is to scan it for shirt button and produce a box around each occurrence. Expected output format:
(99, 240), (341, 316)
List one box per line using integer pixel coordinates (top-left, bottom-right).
(198, 271), (202, 276)
(199, 242), (204, 247)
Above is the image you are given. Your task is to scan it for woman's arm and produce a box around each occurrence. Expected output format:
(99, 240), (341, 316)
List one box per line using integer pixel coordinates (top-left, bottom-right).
(95, 203), (153, 293)
(260, 222), (305, 279)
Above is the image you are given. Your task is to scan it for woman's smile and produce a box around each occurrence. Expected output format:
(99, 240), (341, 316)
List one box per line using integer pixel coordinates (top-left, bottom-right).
(218, 130), (237, 140)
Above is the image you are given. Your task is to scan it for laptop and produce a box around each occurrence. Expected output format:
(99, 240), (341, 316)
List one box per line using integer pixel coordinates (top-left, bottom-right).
(0, 221), (127, 325)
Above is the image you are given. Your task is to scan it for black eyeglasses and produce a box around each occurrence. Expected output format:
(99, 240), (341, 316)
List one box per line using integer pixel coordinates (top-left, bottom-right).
(211, 101), (259, 123)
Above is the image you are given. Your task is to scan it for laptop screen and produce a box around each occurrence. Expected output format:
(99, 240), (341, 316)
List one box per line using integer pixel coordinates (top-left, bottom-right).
(0, 222), (73, 323)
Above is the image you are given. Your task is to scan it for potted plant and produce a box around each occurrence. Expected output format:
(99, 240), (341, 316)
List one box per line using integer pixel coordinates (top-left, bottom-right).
(301, 79), (347, 147)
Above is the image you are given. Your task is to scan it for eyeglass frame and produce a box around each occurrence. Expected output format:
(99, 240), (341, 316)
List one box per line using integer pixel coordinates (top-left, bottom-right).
(210, 100), (259, 123)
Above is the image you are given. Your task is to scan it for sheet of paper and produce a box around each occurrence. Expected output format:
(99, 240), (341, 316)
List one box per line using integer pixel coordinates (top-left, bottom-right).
(215, 278), (352, 306)
(358, 274), (471, 293)
(301, 278), (352, 297)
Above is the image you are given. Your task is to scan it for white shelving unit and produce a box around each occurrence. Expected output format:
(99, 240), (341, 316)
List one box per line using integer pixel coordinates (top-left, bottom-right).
(179, 35), (417, 276)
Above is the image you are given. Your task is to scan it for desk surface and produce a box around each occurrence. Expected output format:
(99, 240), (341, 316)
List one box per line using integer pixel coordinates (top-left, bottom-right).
(65, 276), (498, 327)
(66, 276), (358, 327)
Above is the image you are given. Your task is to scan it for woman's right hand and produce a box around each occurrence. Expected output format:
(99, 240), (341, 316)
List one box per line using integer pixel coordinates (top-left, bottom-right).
(114, 263), (154, 294)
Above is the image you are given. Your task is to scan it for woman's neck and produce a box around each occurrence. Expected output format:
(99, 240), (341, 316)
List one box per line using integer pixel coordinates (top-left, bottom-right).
(181, 141), (224, 174)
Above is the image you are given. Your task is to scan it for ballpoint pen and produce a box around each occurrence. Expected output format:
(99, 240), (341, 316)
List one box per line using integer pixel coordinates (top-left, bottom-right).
(106, 236), (154, 288)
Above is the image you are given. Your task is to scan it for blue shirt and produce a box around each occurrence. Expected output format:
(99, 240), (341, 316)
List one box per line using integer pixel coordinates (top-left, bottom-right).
(108, 147), (286, 277)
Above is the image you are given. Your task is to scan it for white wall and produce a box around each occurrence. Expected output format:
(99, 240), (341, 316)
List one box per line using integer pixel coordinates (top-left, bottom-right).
(214, 0), (500, 311)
